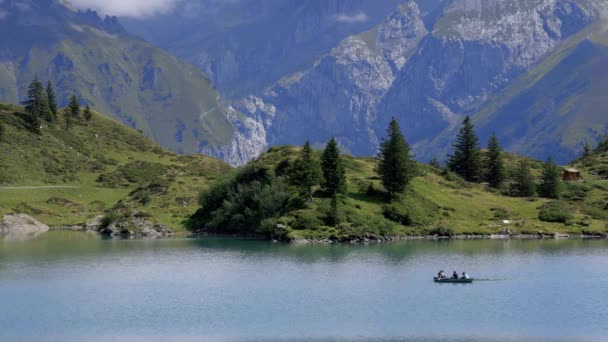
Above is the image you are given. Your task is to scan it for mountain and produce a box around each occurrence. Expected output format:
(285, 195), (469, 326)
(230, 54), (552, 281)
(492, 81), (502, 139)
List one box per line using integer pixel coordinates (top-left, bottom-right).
(121, 0), (425, 97)
(220, 0), (607, 164)
(0, 0), (238, 156)
(0, 102), (230, 232)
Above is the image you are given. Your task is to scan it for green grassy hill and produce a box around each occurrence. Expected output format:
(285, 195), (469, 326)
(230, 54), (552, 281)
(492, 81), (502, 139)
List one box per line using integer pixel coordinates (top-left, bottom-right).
(1, 102), (606, 240)
(0, 104), (230, 229)
(0, 1), (234, 155)
(189, 145), (608, 242)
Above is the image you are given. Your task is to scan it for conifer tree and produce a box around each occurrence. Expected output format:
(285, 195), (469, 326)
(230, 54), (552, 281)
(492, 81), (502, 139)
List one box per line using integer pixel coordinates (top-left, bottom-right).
(512, 160), (536, 197)
(68, 95), (80, 121)
(83, 104), (92, 122)
(63, 108), (73, 130)
(485, 133), (505, 188)
(447, 116), (482, 182)
(376, 117), (415, 199)
(0, 120), (4, 142)
(320, 138), (346, 196)
(429, 157), (441, 169)
(289, 140), (322, 202)
(46, 81), (58, 120)
(325, 195), (341, 226)
(582, 143), (591, 158)
(22, 77), (52, 131)
(538, 157), (561, 199)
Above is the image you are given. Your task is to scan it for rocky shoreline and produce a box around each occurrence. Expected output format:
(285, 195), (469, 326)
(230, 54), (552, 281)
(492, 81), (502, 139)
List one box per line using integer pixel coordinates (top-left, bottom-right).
(54, 212), (174, 239)
(2, 213), (606, 242)
(292, 232), (608, 244)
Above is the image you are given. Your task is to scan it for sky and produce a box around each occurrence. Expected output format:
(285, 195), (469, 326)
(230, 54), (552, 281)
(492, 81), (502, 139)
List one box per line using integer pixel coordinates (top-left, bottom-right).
(68, 0), (183, 17)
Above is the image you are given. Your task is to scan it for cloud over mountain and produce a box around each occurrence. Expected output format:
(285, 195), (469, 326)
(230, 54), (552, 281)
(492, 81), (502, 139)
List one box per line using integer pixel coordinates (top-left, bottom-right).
(335, 12), (368, 24)
(69, 0), (182, 17)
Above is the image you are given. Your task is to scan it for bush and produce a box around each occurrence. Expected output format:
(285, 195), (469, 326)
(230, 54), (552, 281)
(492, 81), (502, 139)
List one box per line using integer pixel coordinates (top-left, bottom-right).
(581, 205), (608, 220)
(100, 212), (119, 229)
(188, 164), (290, 234)
(427, 226), (455, 237)
(293, 211), (323, 230)
(490, 207), (511, 220)
(538, 201), (573, 223)
(562, 183), (590, 202)
(257, 218), (290, 240)
(382, 191), (440, 226)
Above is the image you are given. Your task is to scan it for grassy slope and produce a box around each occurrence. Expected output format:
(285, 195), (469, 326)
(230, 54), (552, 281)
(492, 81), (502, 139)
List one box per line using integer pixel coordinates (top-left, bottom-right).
(471, 24), (608, 163)
(250, 146), (607, 240)
(0, 104), (231, 228)
(0, 22), (234, 154)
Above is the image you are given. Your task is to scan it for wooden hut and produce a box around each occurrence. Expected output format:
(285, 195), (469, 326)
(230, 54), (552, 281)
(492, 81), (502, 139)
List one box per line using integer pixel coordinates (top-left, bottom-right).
(562, 168), (582, 182)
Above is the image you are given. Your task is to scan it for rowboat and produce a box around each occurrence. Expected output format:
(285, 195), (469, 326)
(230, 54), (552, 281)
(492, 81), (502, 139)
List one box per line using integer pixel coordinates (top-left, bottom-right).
(433, 277), (474, 283)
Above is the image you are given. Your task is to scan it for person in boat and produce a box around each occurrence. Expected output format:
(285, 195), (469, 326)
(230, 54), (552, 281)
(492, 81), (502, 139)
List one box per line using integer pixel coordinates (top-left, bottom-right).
(461, 272), (469, 279)
(452, 271), (458, 279)
(437, 270), (445, 279)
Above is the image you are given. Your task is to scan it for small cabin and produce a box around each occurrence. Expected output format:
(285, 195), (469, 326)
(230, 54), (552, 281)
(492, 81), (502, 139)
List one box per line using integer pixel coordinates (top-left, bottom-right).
(562, 168), (582, 182)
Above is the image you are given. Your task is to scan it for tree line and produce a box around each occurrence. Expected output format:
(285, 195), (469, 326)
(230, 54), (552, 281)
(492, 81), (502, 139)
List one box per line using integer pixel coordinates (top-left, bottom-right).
(445, 116), (562, 199)
(288, 113), (567, 210)
(19, 77), (92, 133)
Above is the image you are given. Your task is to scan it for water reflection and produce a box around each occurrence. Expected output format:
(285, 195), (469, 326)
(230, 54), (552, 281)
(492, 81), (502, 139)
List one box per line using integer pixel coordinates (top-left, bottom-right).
(2, 231), (607, 265)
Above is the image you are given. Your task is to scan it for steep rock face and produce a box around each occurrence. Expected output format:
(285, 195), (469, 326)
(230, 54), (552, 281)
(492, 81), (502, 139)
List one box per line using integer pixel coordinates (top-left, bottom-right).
(235, 1), (427, 158)
(230, 0), (601, 164)
(200, 106), (269, 166)
(123, 0), (405, 97)
(381, 0), (598, 160)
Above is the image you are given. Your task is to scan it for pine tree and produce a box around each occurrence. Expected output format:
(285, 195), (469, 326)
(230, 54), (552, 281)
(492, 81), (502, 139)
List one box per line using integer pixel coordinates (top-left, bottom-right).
(512, 160), (536, 197)
(320, 138), (346, 196)
(538, 157), (561, 199)
(429, 157), (441, 169)
(0, 120), (4, 142)
(83, 104), (92, 122)
(22, 77), (52, 131)
(46, 81), (58, 120)
(63, 108), (73, 130)
(325, 195), (341, 226)
(582, 143), (591, 158)
(68, 95), (80, 122)
(376, 117), (416, 199)
(447, 116), (482, 182)
(485, 133), (505, 188)
(288, 141), (322, 202)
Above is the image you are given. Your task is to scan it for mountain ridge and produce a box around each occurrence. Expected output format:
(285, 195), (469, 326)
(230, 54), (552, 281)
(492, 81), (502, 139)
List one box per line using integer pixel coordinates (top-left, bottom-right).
(0, 0), (241, 158)
(222, 0), (607, 165)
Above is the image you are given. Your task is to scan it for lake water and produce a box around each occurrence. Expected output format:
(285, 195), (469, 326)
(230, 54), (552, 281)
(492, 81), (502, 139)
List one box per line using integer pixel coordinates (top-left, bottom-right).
(1, 232), (608, 341)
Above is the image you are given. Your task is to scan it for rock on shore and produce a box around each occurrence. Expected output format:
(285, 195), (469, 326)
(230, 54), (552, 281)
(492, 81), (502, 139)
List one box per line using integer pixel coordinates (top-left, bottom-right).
(0, 214), (50, 240)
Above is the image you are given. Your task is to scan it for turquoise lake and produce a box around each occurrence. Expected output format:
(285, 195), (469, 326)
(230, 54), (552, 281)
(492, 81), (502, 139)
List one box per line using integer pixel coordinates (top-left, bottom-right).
(1, 232), (608, 341)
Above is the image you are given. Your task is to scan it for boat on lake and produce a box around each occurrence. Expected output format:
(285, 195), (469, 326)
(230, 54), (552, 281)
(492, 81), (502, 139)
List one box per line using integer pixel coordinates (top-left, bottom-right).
(433, 277), (474, 283)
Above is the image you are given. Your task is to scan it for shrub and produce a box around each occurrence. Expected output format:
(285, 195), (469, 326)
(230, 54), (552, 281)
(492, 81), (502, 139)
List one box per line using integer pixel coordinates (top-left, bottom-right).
(490, 207), (511, 220)
(427, 226), (455, 237)
(257, 218), (290, 240)
(188, 165), (290, 234)
(293, 211), (323, 230)
(538, 201), (573, 223)
(382, 191), (440, 226)
(581, 205), (608, 220)
(562, 183), (590, 202)
(100, 212), (119, 229)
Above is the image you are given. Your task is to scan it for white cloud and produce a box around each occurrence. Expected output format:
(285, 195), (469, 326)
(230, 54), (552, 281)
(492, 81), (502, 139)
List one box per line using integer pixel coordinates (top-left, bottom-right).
(335, 12), (368, 24)
(68, 0), (183, 18)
